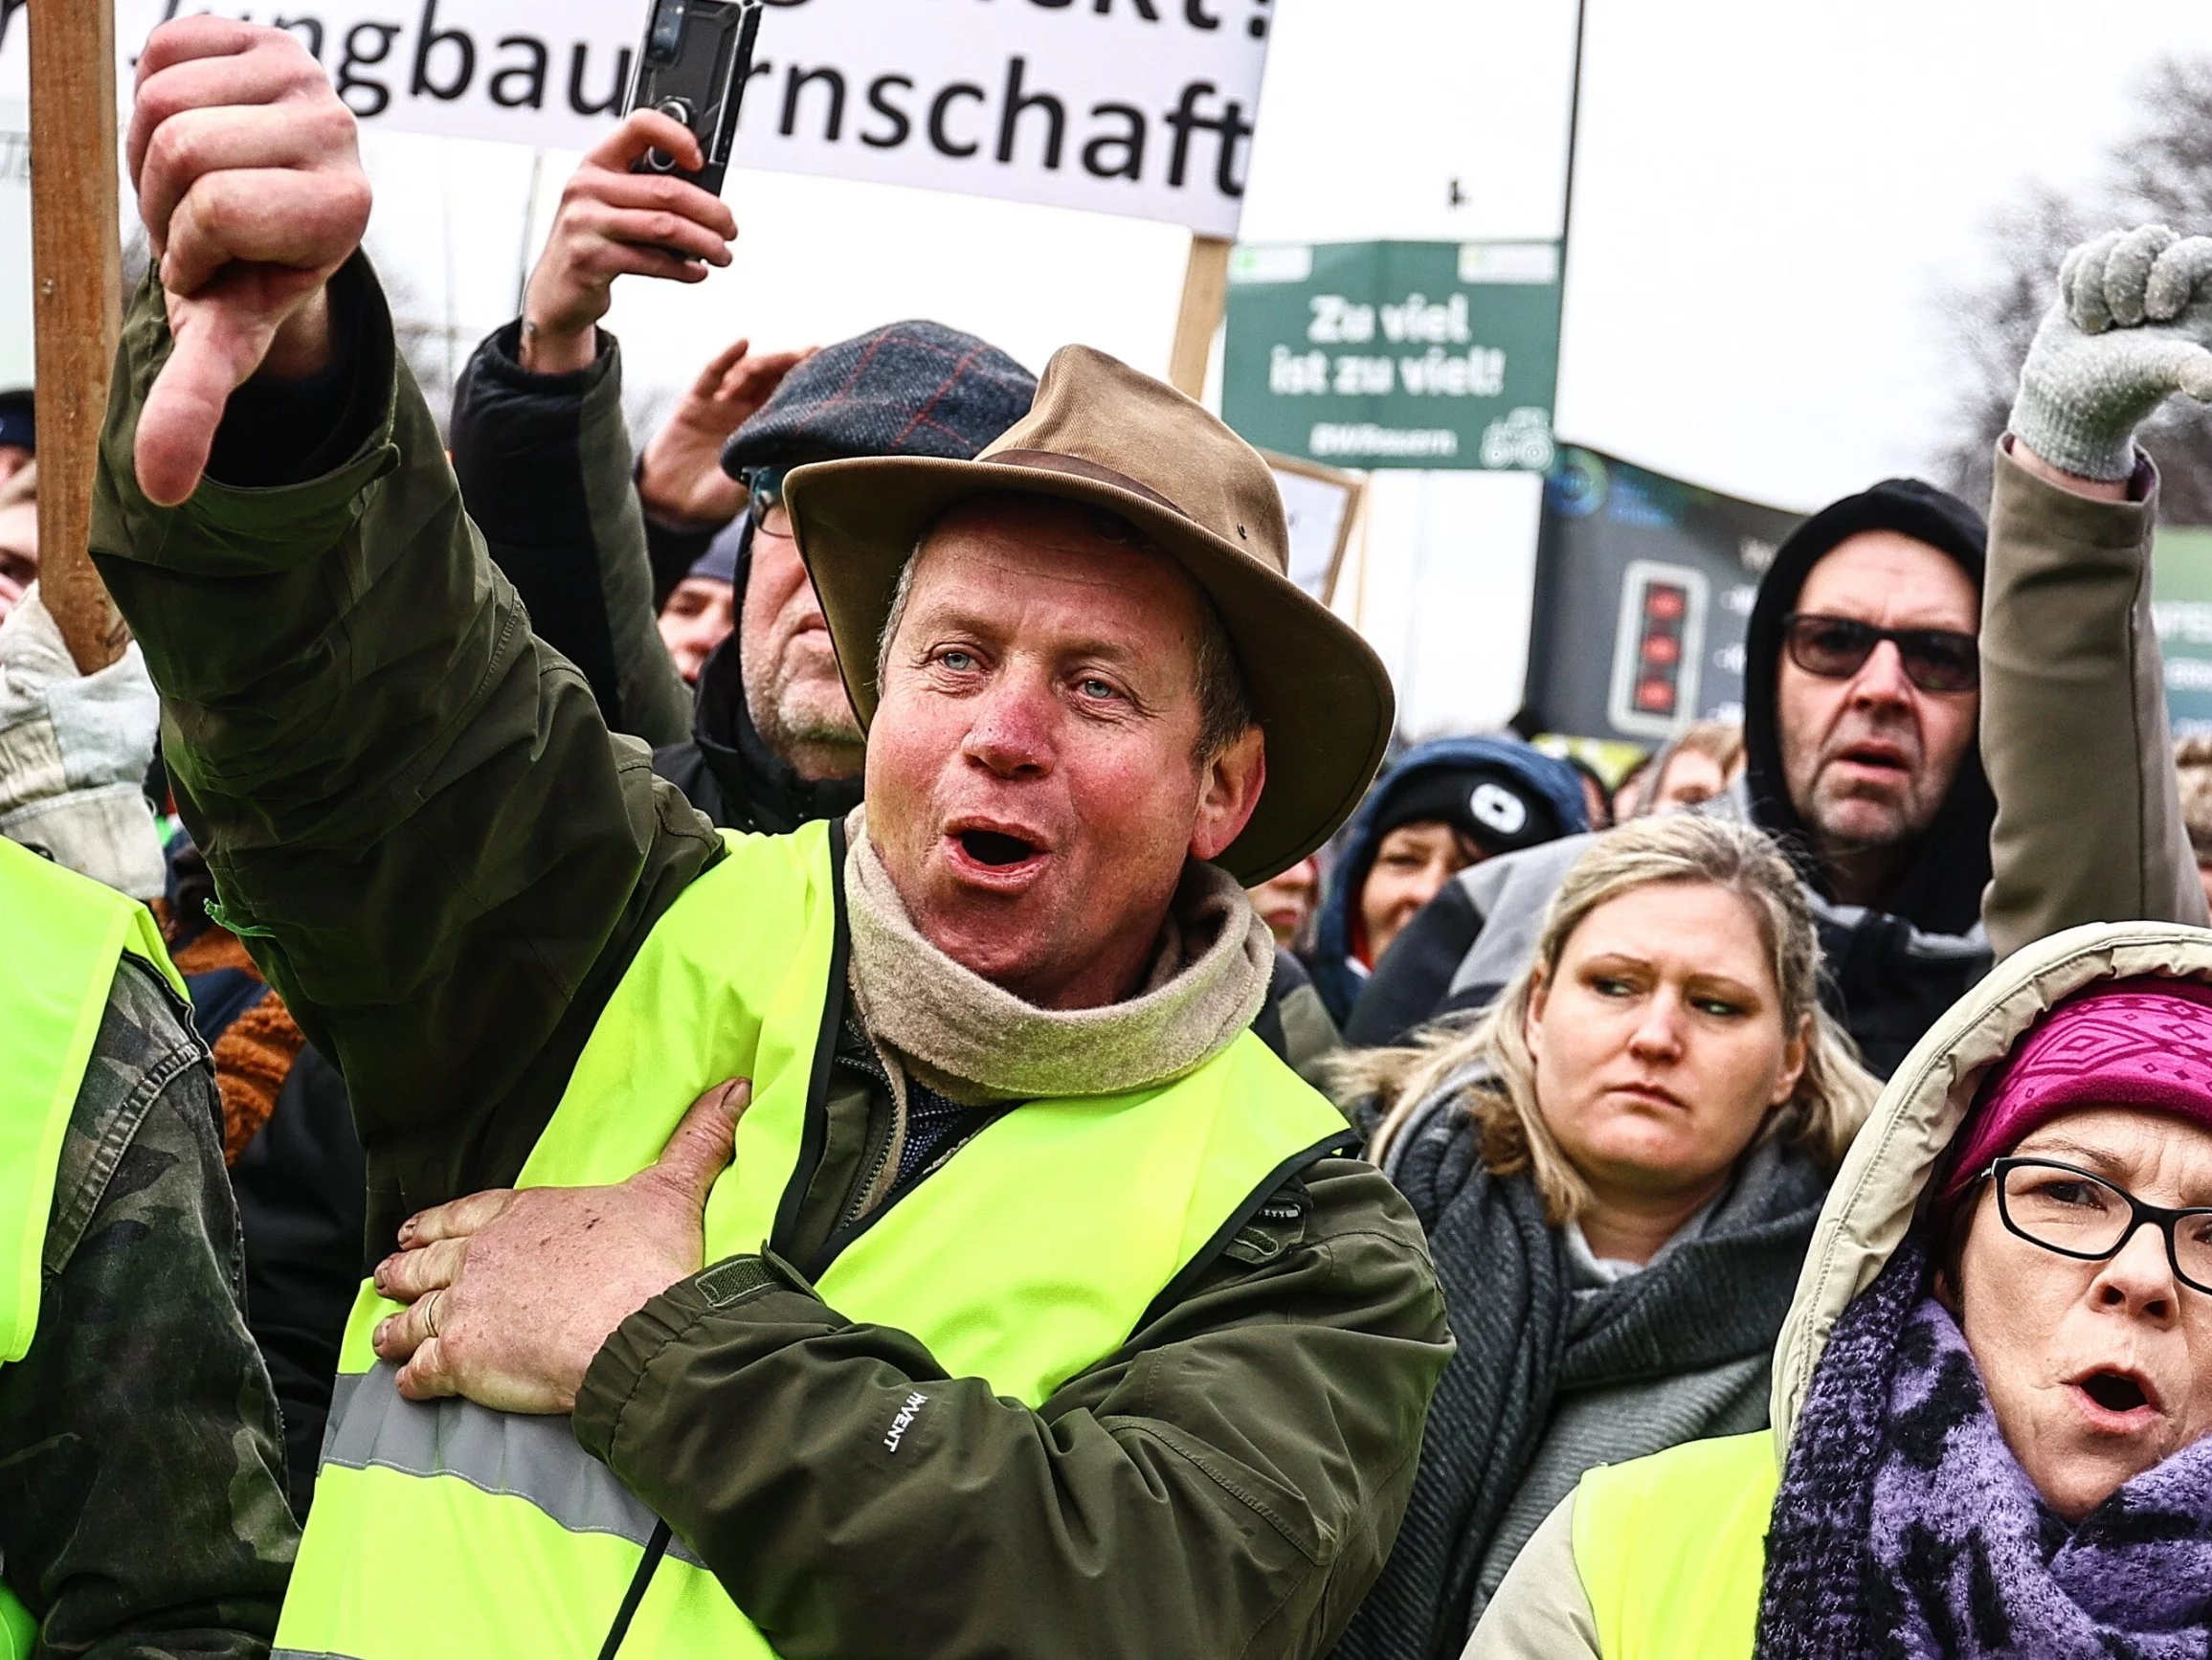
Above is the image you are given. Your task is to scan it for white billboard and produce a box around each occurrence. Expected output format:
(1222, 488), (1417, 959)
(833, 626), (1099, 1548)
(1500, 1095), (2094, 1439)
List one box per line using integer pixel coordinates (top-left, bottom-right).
(0, 0), (1272, 236)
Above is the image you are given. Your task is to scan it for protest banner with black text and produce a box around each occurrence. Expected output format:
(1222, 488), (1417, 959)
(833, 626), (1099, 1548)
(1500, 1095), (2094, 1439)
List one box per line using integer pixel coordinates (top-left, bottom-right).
(0, 0), (1271, 236)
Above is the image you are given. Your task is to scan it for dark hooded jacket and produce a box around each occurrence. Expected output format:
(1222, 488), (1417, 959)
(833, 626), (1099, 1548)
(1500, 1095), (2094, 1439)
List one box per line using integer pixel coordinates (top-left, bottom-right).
(1345, 482), (1998, 1075)
(1740, 479), (1998, 1070)
(1740, 479), (1995, 937)
(1311, 737), (1588, 1025)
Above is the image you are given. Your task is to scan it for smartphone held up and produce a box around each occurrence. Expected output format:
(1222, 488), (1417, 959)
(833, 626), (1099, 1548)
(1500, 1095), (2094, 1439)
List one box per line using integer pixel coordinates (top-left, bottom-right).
(627, 0), (766, 202)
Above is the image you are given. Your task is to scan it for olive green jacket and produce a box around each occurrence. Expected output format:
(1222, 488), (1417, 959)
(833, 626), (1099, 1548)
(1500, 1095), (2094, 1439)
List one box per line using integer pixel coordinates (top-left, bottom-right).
(92, 260), (1450, 1660)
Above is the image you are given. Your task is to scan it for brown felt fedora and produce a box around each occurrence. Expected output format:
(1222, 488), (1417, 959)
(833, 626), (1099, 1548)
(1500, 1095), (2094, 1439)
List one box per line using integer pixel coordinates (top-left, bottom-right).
(783, 345), (1396, 885)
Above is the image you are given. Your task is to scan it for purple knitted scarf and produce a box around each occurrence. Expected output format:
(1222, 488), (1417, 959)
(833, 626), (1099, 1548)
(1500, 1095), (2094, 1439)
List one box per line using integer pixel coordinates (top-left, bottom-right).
(1755, 1236), (2212, 1658)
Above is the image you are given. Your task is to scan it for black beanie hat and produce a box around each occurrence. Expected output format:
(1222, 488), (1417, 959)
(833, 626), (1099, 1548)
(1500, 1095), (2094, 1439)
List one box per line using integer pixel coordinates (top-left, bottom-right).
(1372, 761), (1564, 858)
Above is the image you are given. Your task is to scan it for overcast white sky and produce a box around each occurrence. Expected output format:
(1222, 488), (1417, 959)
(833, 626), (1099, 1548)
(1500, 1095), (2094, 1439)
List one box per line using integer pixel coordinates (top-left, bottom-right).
(7, 0), (2212, 728)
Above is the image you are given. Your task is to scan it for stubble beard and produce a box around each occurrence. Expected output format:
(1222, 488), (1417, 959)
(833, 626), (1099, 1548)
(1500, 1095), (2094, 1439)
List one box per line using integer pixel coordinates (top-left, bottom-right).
(744, 651), (865, 782)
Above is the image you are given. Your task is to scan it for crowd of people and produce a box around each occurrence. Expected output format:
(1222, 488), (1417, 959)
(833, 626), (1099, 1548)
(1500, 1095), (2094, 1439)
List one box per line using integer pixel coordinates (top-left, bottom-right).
(10, 15), (2212, 1658)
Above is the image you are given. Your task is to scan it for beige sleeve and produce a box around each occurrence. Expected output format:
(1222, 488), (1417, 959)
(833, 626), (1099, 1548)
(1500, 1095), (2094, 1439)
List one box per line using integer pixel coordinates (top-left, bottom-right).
(1463, 1492), (1603, 1660)
(1980, 438), (2210, 961)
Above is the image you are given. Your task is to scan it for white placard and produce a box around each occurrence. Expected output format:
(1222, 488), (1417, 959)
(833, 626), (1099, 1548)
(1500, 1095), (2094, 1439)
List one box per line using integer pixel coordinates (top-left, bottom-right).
(0, 0), (1271, 236)
(1266, 453), (1362, 603)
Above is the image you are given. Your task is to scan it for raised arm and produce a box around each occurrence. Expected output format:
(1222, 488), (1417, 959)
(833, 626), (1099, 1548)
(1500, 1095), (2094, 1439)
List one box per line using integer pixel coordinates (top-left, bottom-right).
(450, 112), (800, 746)
(90, 18), (723, 1245)
(1981, 225), (2212, 955)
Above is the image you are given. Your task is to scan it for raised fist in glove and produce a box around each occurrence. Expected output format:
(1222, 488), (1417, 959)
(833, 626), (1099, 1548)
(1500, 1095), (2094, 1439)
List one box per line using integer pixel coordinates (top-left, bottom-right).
(2010, 224), (2212, 482)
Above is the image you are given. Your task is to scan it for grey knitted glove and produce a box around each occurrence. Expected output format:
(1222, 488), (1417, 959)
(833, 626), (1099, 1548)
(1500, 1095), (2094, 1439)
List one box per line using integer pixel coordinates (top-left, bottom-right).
(2008, 223), (2212, 480)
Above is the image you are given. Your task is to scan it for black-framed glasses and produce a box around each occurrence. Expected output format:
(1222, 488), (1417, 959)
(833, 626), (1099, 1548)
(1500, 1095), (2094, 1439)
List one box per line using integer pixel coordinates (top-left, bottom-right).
(1782, 613), (1979, 694)
(1983, 1155), (2212, 1293)
(747, 465), (793, 540)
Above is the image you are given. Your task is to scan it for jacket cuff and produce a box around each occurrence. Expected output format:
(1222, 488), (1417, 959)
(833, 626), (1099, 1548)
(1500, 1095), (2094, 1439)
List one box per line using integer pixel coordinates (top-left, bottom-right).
(1992, 435), (2156, 552)
(573, 1253), (842, 1465)
(96, 252), (402, 574)
(472, 317), (620, 399)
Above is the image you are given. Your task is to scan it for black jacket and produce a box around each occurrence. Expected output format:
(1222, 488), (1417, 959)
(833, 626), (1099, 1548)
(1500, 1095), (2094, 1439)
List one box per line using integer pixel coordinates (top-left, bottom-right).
(232, 1043), (364, 1517)
(169, 838), (366, 1517)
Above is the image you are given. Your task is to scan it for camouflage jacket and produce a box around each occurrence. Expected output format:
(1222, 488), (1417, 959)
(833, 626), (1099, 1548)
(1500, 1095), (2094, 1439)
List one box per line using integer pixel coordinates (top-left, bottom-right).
(0, 955), (296, 1656)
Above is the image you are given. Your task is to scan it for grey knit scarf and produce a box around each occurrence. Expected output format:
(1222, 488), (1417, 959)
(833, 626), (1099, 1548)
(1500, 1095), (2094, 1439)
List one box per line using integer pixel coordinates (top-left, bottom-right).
(841, 808), (1275, 1104)
(1332, 1089), (1830, 1660)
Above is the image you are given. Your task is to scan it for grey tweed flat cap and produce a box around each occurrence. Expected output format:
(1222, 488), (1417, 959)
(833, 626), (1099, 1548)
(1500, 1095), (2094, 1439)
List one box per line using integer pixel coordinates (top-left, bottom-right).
(721, 321), (1036, 475)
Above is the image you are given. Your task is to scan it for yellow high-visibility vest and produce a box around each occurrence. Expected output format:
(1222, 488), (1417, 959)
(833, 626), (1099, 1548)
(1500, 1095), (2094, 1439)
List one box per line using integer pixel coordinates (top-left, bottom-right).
(0, 836), (186, 1659)
(276, 819), (1353, 1659)
(1572, 1430), (1778, 1660)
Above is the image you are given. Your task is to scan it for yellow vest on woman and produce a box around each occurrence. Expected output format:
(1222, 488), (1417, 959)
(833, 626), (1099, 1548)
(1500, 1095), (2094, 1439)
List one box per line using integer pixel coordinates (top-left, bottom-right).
(1572, 1430), (1777, 1660)
(0, 836), (186, 1659)
(274, 820), (1353, 1659)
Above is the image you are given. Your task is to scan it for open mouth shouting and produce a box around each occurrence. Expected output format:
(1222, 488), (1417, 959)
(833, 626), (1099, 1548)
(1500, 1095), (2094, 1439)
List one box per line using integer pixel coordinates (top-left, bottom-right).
(2069, 1366), (2163, 1433)
(942, 819), (1053, 891)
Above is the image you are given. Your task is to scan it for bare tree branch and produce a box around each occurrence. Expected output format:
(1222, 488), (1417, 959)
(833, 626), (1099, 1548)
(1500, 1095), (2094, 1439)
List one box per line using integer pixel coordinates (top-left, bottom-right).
(1933, 57), (2212, 524)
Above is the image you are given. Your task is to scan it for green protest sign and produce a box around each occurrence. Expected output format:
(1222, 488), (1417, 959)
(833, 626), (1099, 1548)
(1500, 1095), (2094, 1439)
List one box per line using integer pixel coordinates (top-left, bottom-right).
(1222, 240), (1562, 471)
(2155, 527), (2212, 738)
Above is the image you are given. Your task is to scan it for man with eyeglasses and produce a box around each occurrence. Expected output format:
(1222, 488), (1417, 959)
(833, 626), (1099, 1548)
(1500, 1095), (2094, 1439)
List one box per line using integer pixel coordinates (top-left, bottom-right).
(1349, 229), (2212, 1074)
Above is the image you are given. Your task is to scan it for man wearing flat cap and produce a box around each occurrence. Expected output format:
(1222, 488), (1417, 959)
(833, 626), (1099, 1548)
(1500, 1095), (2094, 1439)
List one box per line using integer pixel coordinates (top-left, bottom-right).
(98, 20), (1450, 1660)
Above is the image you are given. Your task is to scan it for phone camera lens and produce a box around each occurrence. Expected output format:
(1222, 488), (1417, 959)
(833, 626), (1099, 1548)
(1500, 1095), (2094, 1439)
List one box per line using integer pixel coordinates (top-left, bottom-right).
(647, 0), (687, 63)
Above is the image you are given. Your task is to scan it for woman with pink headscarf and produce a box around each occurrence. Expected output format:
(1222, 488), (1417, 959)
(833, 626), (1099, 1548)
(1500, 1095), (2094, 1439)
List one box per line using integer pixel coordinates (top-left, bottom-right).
(1471, 921), (2212, 1659)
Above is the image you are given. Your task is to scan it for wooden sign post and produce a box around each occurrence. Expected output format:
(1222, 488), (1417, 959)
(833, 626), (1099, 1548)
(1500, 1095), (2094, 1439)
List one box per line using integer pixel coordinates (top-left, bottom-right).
(1168, 234), (1233, 403)
(25, 0), (127, 676)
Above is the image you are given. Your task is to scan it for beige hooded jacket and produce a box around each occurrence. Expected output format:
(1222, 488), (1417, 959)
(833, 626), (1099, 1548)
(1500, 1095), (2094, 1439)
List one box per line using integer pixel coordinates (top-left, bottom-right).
(1465, 441), (2212, 1659)
(1469, 922), (2212, 1657)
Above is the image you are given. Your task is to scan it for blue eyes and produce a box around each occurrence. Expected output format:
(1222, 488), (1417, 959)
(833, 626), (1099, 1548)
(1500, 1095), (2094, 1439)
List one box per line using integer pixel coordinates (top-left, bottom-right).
(931, 653), (1120, 705)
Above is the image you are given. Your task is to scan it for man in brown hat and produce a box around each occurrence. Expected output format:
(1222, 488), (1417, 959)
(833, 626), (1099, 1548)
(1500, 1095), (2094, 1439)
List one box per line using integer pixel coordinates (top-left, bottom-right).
(97, 20), (1447, 1660)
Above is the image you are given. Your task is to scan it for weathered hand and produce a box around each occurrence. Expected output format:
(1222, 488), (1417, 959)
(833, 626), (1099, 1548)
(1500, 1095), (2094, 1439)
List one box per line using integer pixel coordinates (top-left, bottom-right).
(519, 110), (738, 374)
(127, 18), (371, 505)
(370, 1080), (749, 1413)
(2010, 224), (2212, 482)
(637, 336), (816, 529)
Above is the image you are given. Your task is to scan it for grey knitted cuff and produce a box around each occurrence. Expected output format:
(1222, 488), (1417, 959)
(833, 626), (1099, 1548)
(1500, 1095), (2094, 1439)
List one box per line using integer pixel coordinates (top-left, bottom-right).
(2008, 370), (2139, 482)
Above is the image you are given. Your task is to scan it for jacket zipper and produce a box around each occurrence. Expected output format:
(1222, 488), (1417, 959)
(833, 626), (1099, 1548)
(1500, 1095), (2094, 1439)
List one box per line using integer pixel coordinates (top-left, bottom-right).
(835, 1021), (902, 1228)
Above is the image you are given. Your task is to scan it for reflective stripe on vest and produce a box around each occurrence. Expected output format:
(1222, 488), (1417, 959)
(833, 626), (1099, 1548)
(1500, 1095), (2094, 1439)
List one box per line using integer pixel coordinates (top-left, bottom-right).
(277, 820), (1353, 1659)
(0, 835), (187, 1653)
(1572, 1431), (1777, 1660)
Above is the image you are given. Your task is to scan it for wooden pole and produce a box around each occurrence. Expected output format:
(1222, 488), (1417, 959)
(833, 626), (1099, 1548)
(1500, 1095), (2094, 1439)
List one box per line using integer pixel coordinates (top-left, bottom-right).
(26, 0), (127, 675)
(1168, 233), (1233, 402)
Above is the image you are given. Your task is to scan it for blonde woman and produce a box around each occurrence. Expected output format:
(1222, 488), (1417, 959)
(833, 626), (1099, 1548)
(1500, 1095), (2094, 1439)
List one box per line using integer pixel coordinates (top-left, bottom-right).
(1331, 814), (1877, 1660)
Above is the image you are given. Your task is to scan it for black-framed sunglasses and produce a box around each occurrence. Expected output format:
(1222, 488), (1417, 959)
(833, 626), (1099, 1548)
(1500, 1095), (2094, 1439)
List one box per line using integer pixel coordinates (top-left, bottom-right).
(747, 466), (793, 539)
(1983, 1155), (2212, 1294)
(1781, 613), (1979, 694)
